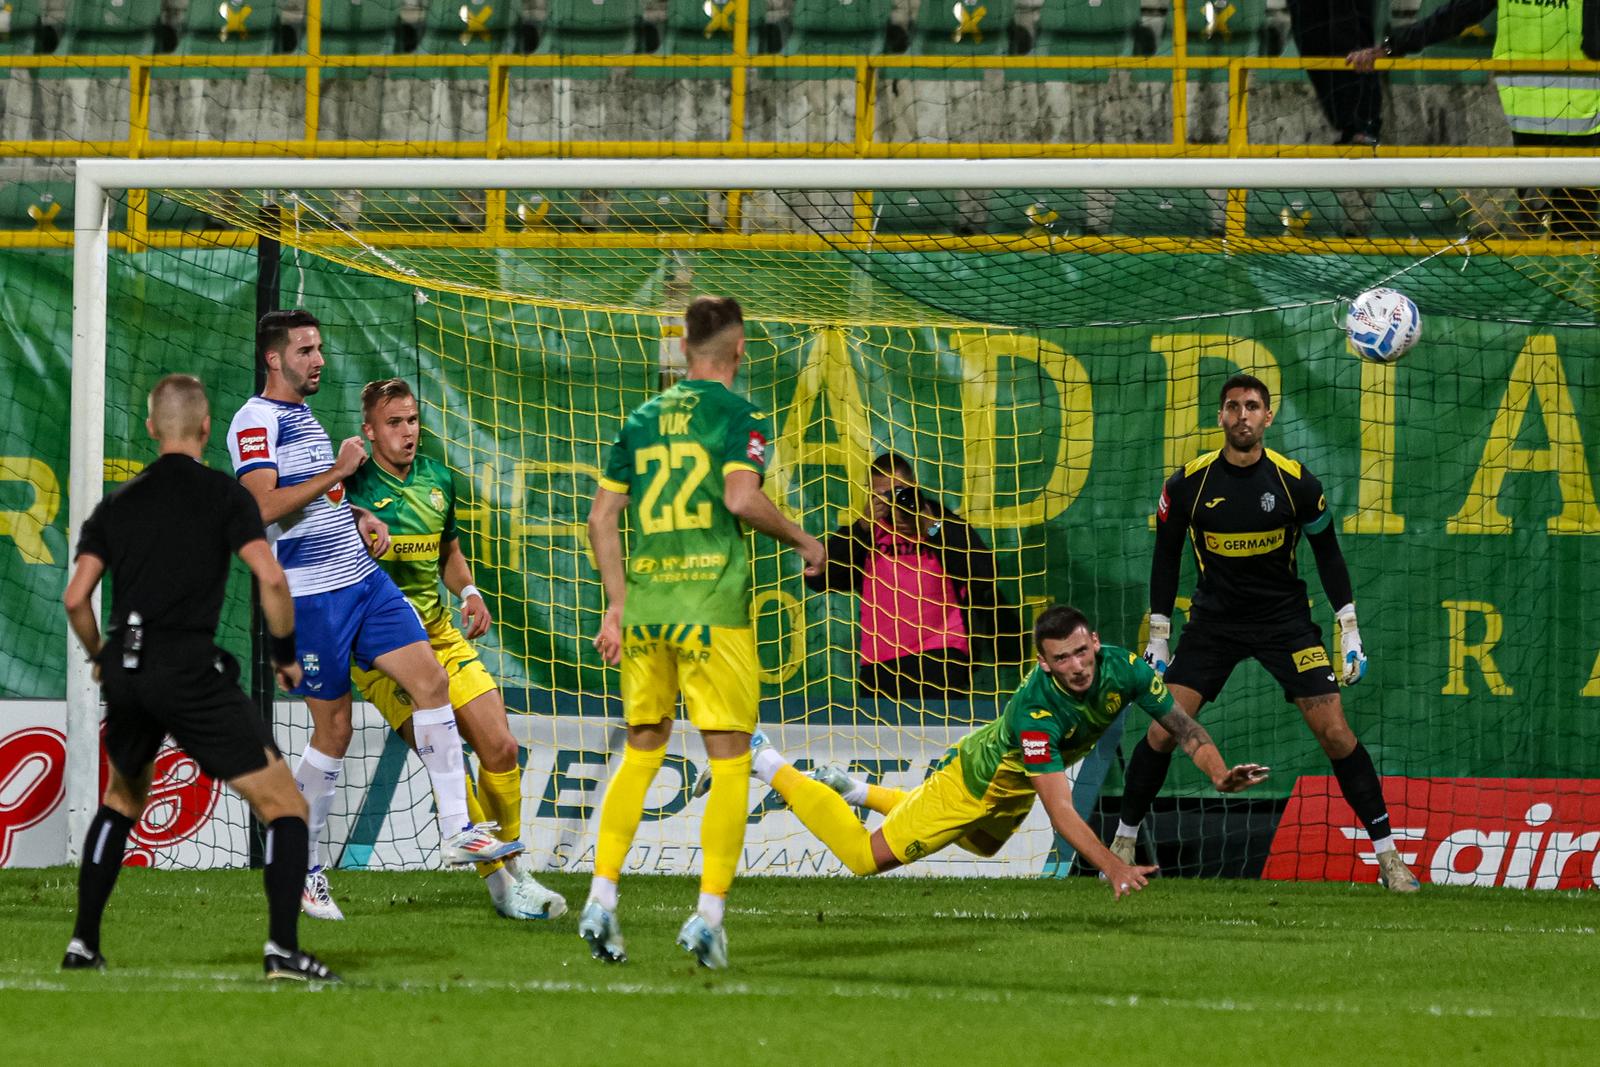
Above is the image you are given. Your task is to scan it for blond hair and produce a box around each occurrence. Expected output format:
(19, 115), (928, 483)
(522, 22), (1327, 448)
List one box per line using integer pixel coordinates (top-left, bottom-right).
(147, 374), (210, 442)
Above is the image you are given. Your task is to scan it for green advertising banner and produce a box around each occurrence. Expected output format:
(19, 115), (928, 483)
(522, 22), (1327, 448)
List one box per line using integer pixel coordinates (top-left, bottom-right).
(2, 246), (1597, 802)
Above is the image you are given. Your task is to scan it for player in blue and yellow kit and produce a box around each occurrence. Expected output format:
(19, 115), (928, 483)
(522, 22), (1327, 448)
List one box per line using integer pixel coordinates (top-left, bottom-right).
(346, 378), (565, 922)
(582, 295), (824, 969)
(754, 604), (1268, 896)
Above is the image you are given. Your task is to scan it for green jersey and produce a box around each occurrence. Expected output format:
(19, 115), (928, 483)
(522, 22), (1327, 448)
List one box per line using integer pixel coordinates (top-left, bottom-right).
(344, 454), (458, 625)
(951, 646), (1174, 802)
(599, 378), (770, 628)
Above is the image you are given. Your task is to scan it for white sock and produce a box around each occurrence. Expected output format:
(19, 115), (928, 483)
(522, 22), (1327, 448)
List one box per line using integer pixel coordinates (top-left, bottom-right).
(840, 778), (869, 806)
(589, 875), (618, 911)
(1371, 834), (1396, 856)
(697, 892), (725, 928)
(1115, 820), (1141, 840)
(412, 705), (470, 835)
(484, 866), (514, 907)
(294, 746), (342, 871)
(750, 744), (788, 784)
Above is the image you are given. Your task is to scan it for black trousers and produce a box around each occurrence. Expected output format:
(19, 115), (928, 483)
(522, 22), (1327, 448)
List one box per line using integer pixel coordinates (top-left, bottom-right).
(1512, 131), (1600, 237)
(1286, 0), (1383, 140)
(858, 649), (973, 701)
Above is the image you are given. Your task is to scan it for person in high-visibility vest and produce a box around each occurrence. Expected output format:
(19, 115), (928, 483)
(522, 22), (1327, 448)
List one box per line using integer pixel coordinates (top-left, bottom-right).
(1348, 0), (1600, 236)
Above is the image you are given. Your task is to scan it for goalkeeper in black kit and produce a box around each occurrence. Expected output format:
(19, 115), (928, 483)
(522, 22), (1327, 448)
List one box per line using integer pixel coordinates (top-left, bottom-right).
(1110, 373), (1420, 892)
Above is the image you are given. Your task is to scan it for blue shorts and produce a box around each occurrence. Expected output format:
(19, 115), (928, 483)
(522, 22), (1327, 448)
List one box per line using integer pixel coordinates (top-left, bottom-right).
(290, 569), (427, 701)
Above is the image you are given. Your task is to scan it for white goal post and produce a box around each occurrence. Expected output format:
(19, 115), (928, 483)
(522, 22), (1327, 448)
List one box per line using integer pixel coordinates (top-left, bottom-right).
(65, 155), (1600, 861)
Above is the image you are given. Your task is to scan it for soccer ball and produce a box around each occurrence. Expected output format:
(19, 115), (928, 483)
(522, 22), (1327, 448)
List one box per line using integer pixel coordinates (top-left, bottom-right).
(1345, 287), (1421, 363)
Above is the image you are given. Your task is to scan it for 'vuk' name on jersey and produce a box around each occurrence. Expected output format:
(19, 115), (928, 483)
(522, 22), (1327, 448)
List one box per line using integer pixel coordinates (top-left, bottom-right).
(599, 378), (771, 628)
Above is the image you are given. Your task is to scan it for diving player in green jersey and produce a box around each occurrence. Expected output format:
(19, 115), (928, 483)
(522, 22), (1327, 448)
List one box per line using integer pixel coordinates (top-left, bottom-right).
(583, 295), (824, 969)
(752, 605), (1269, 895)
(346, 378), (566, 922)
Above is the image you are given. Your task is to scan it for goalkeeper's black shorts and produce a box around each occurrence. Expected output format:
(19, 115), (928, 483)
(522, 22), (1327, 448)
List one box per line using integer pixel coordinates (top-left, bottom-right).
(1163, 616), (1341, 705)
(99, 633), (279, 783)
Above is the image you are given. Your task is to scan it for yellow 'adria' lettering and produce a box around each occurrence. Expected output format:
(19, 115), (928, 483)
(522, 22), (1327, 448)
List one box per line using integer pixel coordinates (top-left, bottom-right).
(1448, 335), (1600, 534)
(1441, 599), (1514, 696)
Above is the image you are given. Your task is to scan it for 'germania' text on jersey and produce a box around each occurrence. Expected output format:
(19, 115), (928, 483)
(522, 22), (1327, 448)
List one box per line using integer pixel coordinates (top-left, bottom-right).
(227, 395), (377, 597)
(950, 647), (1174, 803)
(344, 454), (458, 625)
(1157, 447), (1331, 625)
(599, 378), (770, 628)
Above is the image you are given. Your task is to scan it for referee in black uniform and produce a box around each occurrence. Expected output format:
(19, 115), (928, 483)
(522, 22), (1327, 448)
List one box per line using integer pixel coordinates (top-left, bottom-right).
(1110, 373), (1421, 893)
(61, 374), (339, 980)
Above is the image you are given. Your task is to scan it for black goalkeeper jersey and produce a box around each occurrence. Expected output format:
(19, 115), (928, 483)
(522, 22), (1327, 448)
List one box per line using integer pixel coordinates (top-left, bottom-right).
(1154, 447), (1333, 626)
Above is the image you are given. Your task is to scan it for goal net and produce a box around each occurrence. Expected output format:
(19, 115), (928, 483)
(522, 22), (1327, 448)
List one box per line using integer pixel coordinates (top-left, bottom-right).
(61, 158), (1600, 887)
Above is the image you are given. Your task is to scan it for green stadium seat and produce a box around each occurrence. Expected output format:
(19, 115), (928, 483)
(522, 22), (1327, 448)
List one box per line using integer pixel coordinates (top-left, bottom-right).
(645, 0), (769, 79)
(0, 180), (72, 232)
(981, 188), (1088, 236)
(1364, 188), (1466, 239)
(356, 189), (480, 231)
(770, 0), (893, 81)
(1243, 188), (1347, 238)
(39, 0), (169, 78)
(157, 0), (290, 80)
(1386, 0), (1494, 86)
(891, 0), (1019, 82)
(526, 0), (647, 79)
(1138, 0), (1276, 85)
(317, 0), (410, 80)
(872, 189), (974, 235)
(605, 189), (710, 231)
(507, 189), (594, 230)
(395, 0), (522, 80)
(1009, 0), (1149, 85)
(1109, 188), (1221, 236)
(0, 0), (58, 57)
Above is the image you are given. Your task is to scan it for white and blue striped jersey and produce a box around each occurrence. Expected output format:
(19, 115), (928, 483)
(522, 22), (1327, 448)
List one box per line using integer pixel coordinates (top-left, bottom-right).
(227, 395), (376, 597)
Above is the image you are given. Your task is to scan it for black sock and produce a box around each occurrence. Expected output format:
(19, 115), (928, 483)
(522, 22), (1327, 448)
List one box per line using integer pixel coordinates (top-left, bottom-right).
(1118, 738), (1175, 829)
(264, 816), (308, 952)
(1330, 742), (1392, 845)
(72, 806), (136, 952)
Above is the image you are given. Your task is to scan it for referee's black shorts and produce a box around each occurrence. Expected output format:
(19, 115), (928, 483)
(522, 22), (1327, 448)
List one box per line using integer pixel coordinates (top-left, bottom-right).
(1163, 615), (1341, 705)
(98, 633), (279, 783)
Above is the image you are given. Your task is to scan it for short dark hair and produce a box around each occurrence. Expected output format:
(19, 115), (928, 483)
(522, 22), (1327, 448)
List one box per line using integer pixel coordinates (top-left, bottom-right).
(870, 452), (914, 480)
(361, 378), (415, 422)
(1219, 373), (1271, 409)
(257, 309), (321, 370)
(1033, 604), (1091, 649)
(684, 295), (743, 349)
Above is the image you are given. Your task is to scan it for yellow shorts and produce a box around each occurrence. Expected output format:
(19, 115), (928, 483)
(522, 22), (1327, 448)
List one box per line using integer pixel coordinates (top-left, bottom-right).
(879, 755), (1036, 864)
(620, 624), (759, 734)
(352, 612), (498, 732)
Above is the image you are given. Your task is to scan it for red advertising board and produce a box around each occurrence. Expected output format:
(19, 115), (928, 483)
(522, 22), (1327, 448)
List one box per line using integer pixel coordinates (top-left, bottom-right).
(1264, 776), (1600, 889)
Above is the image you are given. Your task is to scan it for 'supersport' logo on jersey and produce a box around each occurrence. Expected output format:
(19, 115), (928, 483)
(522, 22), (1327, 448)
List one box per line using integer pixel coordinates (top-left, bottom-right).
(1020, 731), (1052, 765)
(235, 428), (269, 460)
(747, 431), (767, 463)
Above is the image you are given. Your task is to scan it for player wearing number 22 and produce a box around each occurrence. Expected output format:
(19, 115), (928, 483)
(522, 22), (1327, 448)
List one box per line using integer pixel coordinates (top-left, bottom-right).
(584, 295), (824, 969)
(1111, 373), (1421, 892)
(345, 378), (566, 922)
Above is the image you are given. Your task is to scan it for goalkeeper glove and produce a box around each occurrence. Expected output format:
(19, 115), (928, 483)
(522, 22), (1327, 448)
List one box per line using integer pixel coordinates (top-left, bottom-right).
(1336, 603), (1367, 686)
(1144, 614), (1172, 675)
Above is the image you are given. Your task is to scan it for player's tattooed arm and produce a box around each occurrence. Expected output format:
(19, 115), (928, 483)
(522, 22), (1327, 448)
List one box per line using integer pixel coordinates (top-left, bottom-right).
(1157, 708), (1216, 759)
(1158, 709), (1270, 793)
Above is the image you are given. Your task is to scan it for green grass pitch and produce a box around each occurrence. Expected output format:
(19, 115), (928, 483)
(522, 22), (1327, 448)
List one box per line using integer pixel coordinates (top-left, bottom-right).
(1, 868), (1595, 1064)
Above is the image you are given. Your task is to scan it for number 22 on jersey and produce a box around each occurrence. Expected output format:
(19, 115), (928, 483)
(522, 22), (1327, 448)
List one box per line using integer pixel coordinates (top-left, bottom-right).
(635, 442), (711, 534)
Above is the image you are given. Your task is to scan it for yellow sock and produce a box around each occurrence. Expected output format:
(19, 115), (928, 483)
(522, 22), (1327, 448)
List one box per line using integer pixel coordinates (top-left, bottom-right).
(477, 765), (524, 847)
(699, 752), (751, 897)
(594, 744), (665, 882)
(863, 784), (907, 816)
(771, 765), (878, 876)
(465, 773), (503, 878)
